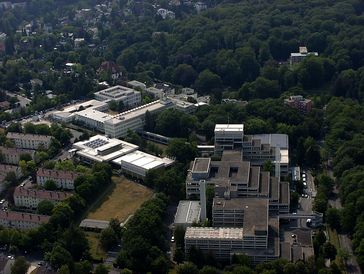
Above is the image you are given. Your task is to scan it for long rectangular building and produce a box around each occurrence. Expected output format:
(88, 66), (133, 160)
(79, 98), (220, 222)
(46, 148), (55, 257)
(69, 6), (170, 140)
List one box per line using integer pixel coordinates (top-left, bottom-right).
(14, 186), (72, 209)
(36, 168), (81, 190)
(94, 85), (141, 107)
(0, 146), (35, 165)
(104, 100), (173, 138)
(7, 132), (52, 150)
(0, 211), (50, 230)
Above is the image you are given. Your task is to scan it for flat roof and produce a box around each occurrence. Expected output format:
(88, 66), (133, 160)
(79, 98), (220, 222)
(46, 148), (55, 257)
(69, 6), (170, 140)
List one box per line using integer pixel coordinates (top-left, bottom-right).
(252, 134), (289, 149)
(95, 85), (139, 99)
(106, 100), (172, 125)
(112, 150), (174, 170)
(213, 197), (268, 234)
(192, 158), (211, 173)
(76, 108), (113, 123)
(73, 135), (138, 162)
(80, 219), (109, 230)
(62, 99), (107, 113)
(215, 124), (244, 132)
(174, 200), (201, 225)
(185, 227), (244, 240)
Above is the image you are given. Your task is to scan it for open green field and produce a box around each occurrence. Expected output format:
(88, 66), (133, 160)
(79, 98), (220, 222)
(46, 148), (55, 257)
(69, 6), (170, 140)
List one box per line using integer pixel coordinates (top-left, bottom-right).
(87, 176), (153, 222)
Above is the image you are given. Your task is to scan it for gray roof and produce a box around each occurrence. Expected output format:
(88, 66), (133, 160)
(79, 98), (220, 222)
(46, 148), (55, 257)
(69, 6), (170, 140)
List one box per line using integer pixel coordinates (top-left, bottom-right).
(80, 219), (109, 230)
(252, 134), (289, 149)
(174, 200), (201, 225)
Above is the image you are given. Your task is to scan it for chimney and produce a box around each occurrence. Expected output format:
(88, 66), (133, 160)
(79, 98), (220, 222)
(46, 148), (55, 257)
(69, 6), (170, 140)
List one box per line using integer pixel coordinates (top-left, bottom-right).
(200, 180), (207, 222)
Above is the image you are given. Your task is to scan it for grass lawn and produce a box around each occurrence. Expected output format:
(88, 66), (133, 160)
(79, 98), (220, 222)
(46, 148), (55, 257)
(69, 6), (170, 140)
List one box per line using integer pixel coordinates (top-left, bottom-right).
(87, 176), (153, 222)
(86, 231), (107, 261)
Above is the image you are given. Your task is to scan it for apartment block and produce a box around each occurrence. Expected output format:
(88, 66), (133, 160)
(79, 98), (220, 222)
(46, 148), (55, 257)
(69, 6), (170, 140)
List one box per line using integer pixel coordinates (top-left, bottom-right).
(284, 95), (313, 113)
(13, 186), (72, 209)
(0, 146), (35, 165)
(7, 132), (52, 150)
(36, 168), (81, 190)
(0, 211), (50, 230)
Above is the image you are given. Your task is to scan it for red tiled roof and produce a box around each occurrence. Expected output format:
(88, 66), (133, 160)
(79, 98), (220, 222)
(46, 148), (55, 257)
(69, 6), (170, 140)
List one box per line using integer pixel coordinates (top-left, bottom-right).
(0, 211), (50, 223)
(37, 168), (80, 181)
(14, 186), (72, 201)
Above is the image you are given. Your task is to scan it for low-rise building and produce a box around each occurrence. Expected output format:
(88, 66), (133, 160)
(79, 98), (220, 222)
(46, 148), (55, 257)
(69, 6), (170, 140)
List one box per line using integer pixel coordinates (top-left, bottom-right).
(7, 132), (52, 150)
(72, 134), (139, 164)
(94, 85), (141, 107)
(174, 200), (201, 229)
(36, 168), (80, 190)
(284, 95), (313, 113)
(290, 47), (318, 66)
(127, 80), (146, 91)
(112, 150), (174, 178)
(0, 164), (23, 180)
(13, 186), (72, 209)
(0, 146), (35, 165)
(0, 211), (50, 230)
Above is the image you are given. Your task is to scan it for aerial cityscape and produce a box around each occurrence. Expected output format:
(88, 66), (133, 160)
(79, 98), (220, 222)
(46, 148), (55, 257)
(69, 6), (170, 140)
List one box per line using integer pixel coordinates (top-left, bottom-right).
(0, 0), (363, 273)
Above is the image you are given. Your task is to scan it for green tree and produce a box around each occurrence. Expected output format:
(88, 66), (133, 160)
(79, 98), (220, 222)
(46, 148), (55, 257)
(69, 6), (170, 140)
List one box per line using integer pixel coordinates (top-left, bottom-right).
(44, 180), (57, 190)
(176, 262), (198, 274)
(325, 208), (341, 231)
(11, 256), (29, 274)
(166, 139), (197, 163)
(194, 69), (222, 95)
(47, 245), (73, 270)
(322, 242), (337, 260)
(94, 264), (109, 274)
(100, 227), (118, 250)
(37, 200), (55, 215)
(173, 64), (197, 87)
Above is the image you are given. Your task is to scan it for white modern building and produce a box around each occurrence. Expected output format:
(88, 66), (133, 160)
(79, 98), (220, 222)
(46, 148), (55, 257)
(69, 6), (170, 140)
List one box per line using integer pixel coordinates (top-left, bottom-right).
(104, 100), (173, 138)
(72, 134), (139, 163)
(51, 99), (108, 123)
(74, 108), (114, 132)
(0, 147), (35, 165)
(112, 150), (174, 178)
(36, 168), (80, 190)
(214, 124), (245, 154)
(94, 85), (141, 107)
(290, 47), (318, 66)
(13, 186), (72, 209)
(7, 132), (52, 150)
(174, 200), (201, 229)
(0, 211), (50, 230)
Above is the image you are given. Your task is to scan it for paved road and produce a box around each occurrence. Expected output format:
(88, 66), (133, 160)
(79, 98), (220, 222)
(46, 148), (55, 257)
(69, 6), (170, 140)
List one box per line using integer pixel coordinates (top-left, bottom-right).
(328, 170), (362, 274)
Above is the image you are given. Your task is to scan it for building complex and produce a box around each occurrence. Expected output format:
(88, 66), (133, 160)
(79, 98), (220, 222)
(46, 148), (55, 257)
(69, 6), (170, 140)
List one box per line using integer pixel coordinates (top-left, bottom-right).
(214, 124), (289, 176)
(72, 134), (174, 178)
(290, 47), (318, 66)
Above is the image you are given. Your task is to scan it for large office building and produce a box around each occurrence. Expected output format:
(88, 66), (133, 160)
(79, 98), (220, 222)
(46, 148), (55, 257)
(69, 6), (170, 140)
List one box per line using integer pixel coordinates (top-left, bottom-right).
(13, 186), (72, 209)
(185, 152), (290, 215)
(104, 100), (173, 138)
(214, 124), (289, 177)
(7, 132), (52, 150)
(0, 147), (35, 165)
(94, 85), (141, 107)
(0, 211), (50, 230)
(36, 168), (81, 190)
